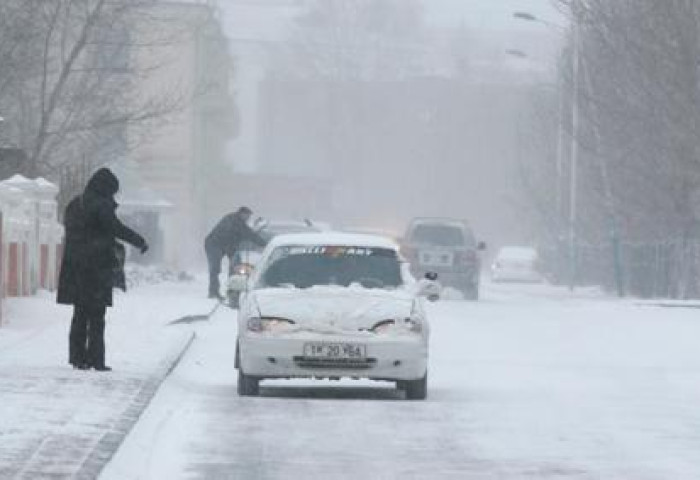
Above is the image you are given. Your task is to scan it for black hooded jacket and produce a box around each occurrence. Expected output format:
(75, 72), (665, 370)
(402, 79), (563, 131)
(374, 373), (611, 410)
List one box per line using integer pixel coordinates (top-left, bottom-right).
(57, 168), (146, 307)
(205, 211), (266, 256)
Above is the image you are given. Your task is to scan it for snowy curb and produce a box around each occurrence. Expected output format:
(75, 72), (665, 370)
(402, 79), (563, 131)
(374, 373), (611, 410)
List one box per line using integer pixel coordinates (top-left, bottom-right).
(73, 331), (197, 480)
(637, 302), (700, 309)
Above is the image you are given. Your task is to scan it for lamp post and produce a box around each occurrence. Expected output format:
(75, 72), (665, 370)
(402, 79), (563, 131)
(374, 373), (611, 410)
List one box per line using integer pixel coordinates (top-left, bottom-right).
(505, 48), (528, 59)
(513, 10), (580, 290)
(569, 20), (580, 291)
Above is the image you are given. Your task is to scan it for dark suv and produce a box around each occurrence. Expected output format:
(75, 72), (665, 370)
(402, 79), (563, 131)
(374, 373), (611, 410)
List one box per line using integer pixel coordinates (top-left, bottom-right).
(401, 218), (486, 300)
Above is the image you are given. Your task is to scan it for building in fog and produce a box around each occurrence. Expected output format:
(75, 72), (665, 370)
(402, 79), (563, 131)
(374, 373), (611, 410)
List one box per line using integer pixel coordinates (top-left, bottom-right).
(216, 0), (558, 244)
(215, 0), (340, 224)
(128, 2), (236, 268)
(255, 76), (546, 240)
(222, 0), (307, 174)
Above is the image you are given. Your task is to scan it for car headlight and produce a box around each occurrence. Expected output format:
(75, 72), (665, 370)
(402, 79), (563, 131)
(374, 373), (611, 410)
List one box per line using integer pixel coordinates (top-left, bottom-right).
(247, 317), (296, 333)
(370, 318), (423, 334)
(233, 263), (254, 276)
(370, 319), (396, 334)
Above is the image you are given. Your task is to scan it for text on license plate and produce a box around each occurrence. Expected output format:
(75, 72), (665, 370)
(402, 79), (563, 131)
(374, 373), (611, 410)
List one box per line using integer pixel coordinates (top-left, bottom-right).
(304, 343), (366, 359)
(420, 250), (452, 266)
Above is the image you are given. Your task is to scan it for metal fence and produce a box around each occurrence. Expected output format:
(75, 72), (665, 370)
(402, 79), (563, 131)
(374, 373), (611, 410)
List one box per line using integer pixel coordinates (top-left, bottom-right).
(540, 239), (700, 299)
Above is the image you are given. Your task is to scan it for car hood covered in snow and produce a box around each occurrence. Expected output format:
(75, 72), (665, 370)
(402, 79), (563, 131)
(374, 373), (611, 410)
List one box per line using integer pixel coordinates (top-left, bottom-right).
(251, 286), (415, 332)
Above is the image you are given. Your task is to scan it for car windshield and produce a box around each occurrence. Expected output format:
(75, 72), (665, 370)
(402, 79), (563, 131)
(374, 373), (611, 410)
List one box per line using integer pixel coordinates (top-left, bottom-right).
(257, 245), (402, 289)
(239, 223), (321, 251)
(410, 224), (474, 247)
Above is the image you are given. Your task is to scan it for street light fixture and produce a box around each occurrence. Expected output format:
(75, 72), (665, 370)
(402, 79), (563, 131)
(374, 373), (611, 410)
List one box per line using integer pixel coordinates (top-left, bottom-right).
(513, 10), (580, 291)
(513, 12), (537, 22)
(505, 49), (528, 59)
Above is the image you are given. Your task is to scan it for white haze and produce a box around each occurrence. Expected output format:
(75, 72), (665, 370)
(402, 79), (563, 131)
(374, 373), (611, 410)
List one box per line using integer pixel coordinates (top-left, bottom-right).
(217, 0), (563, 251)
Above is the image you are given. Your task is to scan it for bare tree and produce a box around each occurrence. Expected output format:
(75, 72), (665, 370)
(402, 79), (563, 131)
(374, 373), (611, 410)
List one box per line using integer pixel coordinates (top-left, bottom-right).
(543, 0), (700, 295)
(273, 0), (427, 81)
(0, 0), (187, 180)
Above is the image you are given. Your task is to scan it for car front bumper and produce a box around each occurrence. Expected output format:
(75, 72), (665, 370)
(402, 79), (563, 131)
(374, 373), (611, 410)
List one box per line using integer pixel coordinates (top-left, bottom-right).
(238, 331), (428, 381)
(491, 268), (542, 283)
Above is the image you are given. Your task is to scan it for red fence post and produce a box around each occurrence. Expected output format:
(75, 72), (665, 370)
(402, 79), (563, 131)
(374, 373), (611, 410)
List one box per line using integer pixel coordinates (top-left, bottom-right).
(56, 243), (63, 288)
(21, 242), (29, 296)
(40, 244), (48, 289)
(8, 242), (18, 297)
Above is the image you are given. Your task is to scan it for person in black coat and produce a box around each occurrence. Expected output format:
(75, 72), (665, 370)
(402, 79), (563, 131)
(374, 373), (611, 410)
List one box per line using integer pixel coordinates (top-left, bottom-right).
(57, 168), (148, 371)
(204, 206), (267, 298)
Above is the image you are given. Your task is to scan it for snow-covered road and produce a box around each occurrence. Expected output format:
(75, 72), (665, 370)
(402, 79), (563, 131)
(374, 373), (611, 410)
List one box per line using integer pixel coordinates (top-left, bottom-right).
(100, 283), (700, 479)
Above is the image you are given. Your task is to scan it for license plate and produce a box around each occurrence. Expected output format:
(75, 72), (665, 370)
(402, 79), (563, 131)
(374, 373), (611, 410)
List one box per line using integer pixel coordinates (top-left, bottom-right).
(420, 250), (452, 266)
(304, 343), (366, 359)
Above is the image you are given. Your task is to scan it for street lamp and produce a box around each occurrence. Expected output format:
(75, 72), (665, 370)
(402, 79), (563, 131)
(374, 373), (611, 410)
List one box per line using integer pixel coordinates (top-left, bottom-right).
(505, 48), (528, 59)
(513, 10), (580, 291)
(513, 12), (537, 22)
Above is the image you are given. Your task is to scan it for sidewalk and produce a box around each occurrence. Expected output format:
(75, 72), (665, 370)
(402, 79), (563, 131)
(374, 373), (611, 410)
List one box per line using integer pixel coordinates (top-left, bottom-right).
(0, 275), (214, 479)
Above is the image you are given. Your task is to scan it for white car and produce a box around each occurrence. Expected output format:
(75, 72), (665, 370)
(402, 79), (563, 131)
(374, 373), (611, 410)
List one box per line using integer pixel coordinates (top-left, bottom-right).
(234, 219), (329, 267)
(228, 220), (329, 308)
(491, 246), (543, 283)
(230, 232), (438, 400)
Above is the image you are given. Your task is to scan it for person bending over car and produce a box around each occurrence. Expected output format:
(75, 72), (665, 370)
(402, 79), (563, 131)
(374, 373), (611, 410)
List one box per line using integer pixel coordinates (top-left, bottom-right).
(204, 206), (267, 299)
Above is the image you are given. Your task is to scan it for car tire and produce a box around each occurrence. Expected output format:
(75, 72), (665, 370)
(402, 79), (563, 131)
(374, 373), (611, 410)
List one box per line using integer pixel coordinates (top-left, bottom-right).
(404, 373), (427, 400)
(237, 369), (259, 396)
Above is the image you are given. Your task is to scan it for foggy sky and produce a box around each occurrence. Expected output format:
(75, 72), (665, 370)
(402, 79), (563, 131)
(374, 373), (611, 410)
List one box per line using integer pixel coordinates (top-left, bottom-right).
(423, 0), (561, 29)
(218, 0), (565, 247)
(423, 0), (564, 73)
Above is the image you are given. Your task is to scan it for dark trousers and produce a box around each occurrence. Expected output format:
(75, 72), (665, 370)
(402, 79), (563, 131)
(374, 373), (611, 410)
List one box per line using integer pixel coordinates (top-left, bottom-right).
(69, 304), (107, 367)
(205, 241), (225, 296)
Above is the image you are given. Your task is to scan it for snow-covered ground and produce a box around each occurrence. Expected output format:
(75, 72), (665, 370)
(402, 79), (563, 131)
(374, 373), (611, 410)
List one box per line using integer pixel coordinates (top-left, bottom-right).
(100, 281), (700, 479)
(0, 277), (210, 479)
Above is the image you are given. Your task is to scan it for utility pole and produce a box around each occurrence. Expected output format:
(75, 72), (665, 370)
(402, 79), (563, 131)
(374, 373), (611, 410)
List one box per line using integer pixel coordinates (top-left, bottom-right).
(568, 17), (580, 291)
(513, 10), (579, 289)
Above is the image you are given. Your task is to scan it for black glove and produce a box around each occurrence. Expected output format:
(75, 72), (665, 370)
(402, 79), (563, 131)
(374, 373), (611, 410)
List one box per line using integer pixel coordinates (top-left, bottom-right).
(139, 239), (149, 254)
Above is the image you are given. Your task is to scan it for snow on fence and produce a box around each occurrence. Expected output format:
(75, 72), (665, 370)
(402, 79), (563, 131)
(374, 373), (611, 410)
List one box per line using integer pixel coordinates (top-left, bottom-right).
(0, 175), (63, 325)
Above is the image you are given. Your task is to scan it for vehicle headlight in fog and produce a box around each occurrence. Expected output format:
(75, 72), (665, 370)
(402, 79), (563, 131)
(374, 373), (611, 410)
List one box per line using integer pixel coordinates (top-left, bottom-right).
(370, 318), (422, 334)
(370, 319), (396, 334)
(247, 317), (296, 333)
(234, 263), (254, 276)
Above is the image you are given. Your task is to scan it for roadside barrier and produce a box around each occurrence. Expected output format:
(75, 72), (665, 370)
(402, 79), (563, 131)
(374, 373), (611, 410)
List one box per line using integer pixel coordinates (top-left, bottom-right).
(0, 176), (63, 310)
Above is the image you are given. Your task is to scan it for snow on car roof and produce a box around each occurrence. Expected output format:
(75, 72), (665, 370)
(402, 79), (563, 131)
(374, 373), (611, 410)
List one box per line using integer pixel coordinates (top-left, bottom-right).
(267, 231), (400, 250)
(496, 246), (538, 260)
(266, 220), (315, 227)
(408, 217), (470, 229)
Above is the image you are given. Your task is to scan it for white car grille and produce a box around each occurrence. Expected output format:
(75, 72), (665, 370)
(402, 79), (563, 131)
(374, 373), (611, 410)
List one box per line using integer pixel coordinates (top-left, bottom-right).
(292, 356), (377, 369)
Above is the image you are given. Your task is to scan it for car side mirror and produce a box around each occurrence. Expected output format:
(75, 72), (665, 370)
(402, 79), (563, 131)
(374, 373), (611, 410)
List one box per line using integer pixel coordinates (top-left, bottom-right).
(425, 271), (438, 281)
(477, 241), (487, 251)
(228, 274), (249, 293)
(416, 277), (441, 302)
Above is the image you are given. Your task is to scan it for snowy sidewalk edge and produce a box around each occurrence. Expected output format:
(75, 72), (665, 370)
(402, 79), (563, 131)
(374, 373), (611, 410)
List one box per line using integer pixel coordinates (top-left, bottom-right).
(74, 331), (197, 480)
